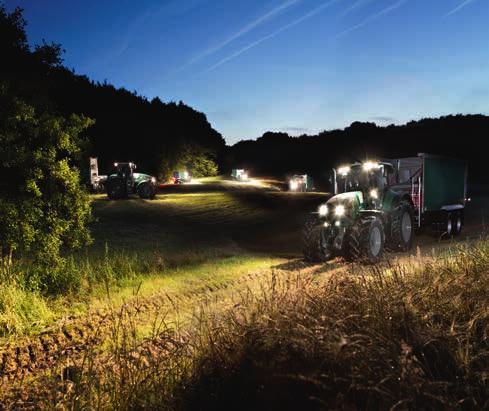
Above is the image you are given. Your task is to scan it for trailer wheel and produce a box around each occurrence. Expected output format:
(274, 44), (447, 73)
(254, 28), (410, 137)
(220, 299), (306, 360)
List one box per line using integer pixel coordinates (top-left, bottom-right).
(452, 212), (463, 236)
(389, 201), (414, 251)
(446, 213), (453, 237)
(302, 215), (331, 262)
(346, 218), (385, 264)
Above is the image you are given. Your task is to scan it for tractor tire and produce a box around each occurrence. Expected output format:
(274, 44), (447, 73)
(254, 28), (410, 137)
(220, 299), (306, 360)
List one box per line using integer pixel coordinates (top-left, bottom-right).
(138, 182), (155, 199)
(302, 215), (331, 262)
(106, 179), (126, 200)
(345, 217), (385, 264)
(388, 201), (414, 252)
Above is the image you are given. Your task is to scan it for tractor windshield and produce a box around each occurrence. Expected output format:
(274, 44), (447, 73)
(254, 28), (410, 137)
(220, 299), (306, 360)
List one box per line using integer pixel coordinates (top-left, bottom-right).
(336, 163), (390, 195)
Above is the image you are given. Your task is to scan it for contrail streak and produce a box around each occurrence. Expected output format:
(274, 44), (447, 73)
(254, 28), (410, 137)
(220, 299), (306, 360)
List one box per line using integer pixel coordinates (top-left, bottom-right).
(341, 0), (377, 17)
(444, 0), (478, 18)
(334, 0), (408, 39)
(206, 0), (343, 72)
(188, 0), (301, 65)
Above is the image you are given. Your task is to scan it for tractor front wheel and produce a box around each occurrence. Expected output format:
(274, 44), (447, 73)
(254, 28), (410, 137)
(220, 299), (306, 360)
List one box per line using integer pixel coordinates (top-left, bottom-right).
(388, 201), (414, 251)
(303, 215), (331, 262)
(138, 182), (155, 199)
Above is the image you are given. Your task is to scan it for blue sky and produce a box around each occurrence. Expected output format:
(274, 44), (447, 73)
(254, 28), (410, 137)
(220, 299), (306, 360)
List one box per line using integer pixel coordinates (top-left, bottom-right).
(4, 0), (489, 144)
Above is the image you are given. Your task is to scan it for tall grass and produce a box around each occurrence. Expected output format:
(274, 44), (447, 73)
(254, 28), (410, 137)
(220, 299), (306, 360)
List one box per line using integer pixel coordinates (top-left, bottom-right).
(52, 239), (489, 410)
(0, 243), (227, 338)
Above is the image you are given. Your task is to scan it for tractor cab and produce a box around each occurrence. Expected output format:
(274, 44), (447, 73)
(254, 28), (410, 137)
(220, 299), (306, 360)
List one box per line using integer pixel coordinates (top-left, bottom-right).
(335, 162), (395, 210)
(115, 162), (136, 194)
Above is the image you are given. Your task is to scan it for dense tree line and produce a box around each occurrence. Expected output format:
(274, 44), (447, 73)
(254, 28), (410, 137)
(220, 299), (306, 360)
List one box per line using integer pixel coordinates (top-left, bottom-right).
(0, 4), (225, 179)
(226, 115), (489, 187)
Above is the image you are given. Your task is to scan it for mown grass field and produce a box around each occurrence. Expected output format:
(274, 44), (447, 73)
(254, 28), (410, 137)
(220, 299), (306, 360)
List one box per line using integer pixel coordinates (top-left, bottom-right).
(1, 178), (325, 339)
(1, 177), (488, 409)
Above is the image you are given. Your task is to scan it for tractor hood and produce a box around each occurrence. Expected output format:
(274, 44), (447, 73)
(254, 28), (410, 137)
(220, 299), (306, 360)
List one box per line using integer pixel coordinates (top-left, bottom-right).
(326, 191), (363, 217)
(133, 173), (155, 184)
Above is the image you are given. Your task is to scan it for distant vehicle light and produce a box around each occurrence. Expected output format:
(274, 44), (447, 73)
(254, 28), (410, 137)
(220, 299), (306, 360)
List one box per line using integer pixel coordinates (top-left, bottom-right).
(338, 166), (351, 176)
(335, 204), (345, 217)
(290, 180), (299, 191)
(370, 189), (378, 199)
(318, 204), (328, 216)
(114, 162), (118, 167)
(363, 161), (379, 171)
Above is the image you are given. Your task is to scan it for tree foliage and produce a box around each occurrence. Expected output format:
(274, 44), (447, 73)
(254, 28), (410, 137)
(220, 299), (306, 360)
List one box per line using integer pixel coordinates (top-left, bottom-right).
(227, 115), (489, 186)
(0, 87), (93, 267)
(158, 143), (218, 180)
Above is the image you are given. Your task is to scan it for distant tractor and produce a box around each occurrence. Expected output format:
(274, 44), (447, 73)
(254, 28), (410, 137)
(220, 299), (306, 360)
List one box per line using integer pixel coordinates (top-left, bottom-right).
(106, 162), (157, 200)
(231, 169), (249, 182)
(303, 154), (468, 264)
(172, 170), (191, 184)
(289, 174), (314, 192)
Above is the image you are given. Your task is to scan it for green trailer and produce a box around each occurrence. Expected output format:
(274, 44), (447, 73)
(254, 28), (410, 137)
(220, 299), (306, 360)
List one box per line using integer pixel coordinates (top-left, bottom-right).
(391, 153), (467, 234)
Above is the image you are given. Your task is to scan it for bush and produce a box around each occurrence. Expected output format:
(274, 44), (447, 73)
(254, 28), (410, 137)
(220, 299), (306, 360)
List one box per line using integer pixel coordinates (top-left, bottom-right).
(158, 143), (218, 180)
(0, 87), (93, 272)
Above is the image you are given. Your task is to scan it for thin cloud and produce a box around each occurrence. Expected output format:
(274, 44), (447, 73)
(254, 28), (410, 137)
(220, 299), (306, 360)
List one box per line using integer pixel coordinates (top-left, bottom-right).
(206, 0), (343, 72)
(444, 0), (478, 18)
(334, 0), (408, 39)
(188, 0), (302, 65)
(341, 0), (377, 16)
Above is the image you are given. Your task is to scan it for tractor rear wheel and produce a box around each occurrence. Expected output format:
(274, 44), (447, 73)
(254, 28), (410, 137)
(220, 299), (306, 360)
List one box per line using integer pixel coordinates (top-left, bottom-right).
(346, 217), (385, 264)
(389, 201), (414, 251)
(303, 215), (331, 262)
(107, 179), (126, 200)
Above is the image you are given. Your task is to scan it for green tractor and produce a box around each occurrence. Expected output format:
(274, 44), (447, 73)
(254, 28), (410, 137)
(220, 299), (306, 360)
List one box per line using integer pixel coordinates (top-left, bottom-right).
(106, 162), (157, 200)
(303, 155), (468, 264)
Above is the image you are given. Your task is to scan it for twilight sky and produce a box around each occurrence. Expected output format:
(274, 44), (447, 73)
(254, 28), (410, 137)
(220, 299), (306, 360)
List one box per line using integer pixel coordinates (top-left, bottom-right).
(4, 0), (489, 144)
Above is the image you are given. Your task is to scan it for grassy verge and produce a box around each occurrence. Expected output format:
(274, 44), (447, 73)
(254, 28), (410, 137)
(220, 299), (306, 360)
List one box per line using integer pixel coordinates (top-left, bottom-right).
(50, 239), (489, 410)
(0, 250), (282, 340)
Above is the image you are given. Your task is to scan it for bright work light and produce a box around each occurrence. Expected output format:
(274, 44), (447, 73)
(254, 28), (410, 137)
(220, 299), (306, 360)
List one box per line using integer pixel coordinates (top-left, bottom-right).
(363, 161), (379, 171)
(335, 204), (345, 217)
(318, 204), (328, 216)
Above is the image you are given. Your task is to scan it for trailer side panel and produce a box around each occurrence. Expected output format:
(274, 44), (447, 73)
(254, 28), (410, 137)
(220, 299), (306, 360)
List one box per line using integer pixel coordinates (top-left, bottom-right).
(423, 156), (466, 211)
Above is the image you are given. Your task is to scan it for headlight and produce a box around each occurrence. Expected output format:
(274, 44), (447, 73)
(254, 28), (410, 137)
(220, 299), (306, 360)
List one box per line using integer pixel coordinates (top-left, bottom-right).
(318, 204), (328, 217)
(151, 177), (156, 183)
(338, 166), (350, 176)
(335, 204), (345, 217)
(363, 161), (379, 171)
(369, 189), (378, 199)
(242, 173), (248, 180)
(290, 180), (298, 190)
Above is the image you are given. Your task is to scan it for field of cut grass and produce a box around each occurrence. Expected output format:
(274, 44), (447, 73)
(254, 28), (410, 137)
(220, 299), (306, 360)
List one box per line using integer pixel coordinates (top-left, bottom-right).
(0, 177), (329, 339)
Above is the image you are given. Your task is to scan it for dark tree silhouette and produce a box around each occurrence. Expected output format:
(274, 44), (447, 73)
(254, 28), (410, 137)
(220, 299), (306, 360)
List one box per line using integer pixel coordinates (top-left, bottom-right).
(0, 5), (225, 177)
(226, 115), (489, 187)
